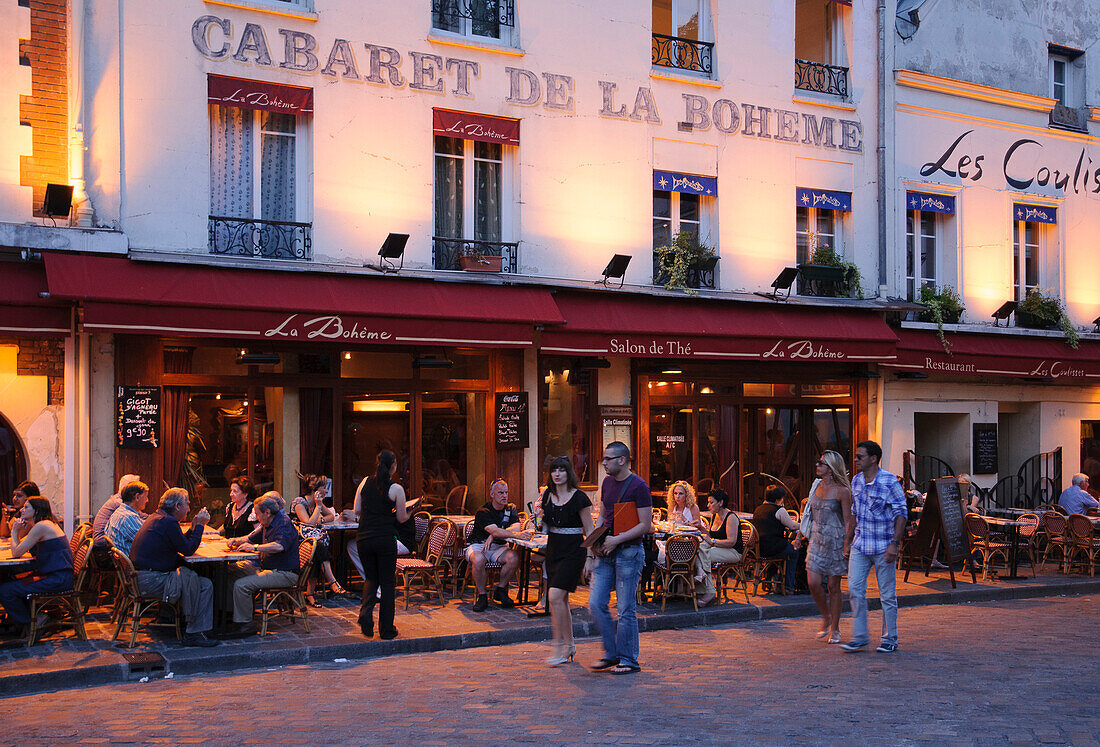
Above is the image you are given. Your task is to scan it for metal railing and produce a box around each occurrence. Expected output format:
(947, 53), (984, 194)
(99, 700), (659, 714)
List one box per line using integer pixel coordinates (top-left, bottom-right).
(652, 33), (714, 76)
(902, 450), (955, 493)
(208, 216), (312, 260)
(795, 58), (849, 97)
(431, 0), (514, 28)
(652, 254), (718, 290)
(432, 236), (518, 272)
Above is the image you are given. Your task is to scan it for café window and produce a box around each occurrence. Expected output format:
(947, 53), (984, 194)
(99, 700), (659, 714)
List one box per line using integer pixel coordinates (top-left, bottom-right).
(653, 171), (717, 288)
(651, 0), (714, 76)
(905, 209), (937, 301)
(540, 359), (597, 486)
(1012, 203), (1057, 302)
(431, 0), (515, 44)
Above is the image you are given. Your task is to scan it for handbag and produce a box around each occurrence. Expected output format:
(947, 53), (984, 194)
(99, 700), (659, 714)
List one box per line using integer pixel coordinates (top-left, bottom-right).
(799, 478), (820, 539)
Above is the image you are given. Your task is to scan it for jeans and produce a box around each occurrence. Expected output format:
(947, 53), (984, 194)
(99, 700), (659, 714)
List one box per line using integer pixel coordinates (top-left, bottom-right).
(588, 543), (645, 668)
(847, 548), (898, 646)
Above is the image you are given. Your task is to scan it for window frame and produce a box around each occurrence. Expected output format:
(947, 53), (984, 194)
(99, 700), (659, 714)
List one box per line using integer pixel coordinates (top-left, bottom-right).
(905, 208), (939, 301)
(538, 357), (600, 489)
(1013, 219), (1045, 302)
(431, 0), (515, 46)
(795, 205), (843, 266)
(433, 135), (514, 243)
(653, 189), (706, 249)
(652, 0), (713, 43)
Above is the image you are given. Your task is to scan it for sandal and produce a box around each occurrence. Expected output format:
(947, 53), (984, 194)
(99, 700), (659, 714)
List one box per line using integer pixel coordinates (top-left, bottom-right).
(589, 658), (619, 671)
(329, 582), (349, 597)
(609, 664), (641, 675)
(305, 594), (322, 608)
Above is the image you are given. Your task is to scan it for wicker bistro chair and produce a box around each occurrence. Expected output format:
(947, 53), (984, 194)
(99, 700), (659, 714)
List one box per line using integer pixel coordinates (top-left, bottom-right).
(255, 538), (317, 636)
(1065, 514), (1100, 576)
(25, 536), (92, 646)
(711, 521), (755, 604)
(411, 511), (433, 555)
(432, 518), (465, 595)
(753, 535), (792, 597)
(964, 513), (1010, 580)
(458, 521), (506, 600)
(444, 485), (469, 515)
(655, 533), (701, 611)
(394, 522), (452, 609)
(1016, 513), (1041, 577)
(69, 522), (92, 556)
(1040, 511), (1071, 572)
(110, 547), (183, 648)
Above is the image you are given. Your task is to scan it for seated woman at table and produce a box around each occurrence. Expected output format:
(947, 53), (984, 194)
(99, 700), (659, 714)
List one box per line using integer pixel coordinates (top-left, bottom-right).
(693, 489), (742, 607)
(293, 474), (348, 604)
(667, 481), (702, 526)
(539, 456), (593, 666)
(221, 476), (258, 539)
(804, 450), (852, 645)
(0, 497), (73, 633)
(1, 480), (39, 540)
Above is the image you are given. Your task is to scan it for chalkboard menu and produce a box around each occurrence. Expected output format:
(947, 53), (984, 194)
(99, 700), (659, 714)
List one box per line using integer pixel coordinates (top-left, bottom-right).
(934, 478), (970, 563)
(972, 423), (998, 474)
(903, 476), (975, 588)
(495, 392), (529, 450)
(116, 386), (161, 449)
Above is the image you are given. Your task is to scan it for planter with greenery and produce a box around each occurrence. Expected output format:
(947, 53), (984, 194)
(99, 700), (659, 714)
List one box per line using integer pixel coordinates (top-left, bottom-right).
(458, 246), (503, 272)
(1016, 288), (1080, 348)
(654, 230), (718, 294)
(917, 284), (965, 352)
(797, 245), (863, 298)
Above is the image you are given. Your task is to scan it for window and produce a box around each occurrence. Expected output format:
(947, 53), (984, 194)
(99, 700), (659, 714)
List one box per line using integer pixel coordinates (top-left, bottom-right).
(796, 206), (839, 265)
(540, 359), (596, 486)
(432, 0), (514, 43)
(905, 209), (937, 301)
(652, 0), (713, 75)
(654, 190), (700, 249)
(1051, 56), (1068, 106)
(794, 0), (850, 96)
(1049, 45), (1085, 129)
(209, 104), (310, 259)
(1013, 220), (1041, 301)
(434, 136), (506, 245)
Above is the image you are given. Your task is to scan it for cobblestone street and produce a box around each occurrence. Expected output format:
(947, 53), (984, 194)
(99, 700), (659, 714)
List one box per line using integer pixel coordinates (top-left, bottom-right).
(9, 594), (1099, 745)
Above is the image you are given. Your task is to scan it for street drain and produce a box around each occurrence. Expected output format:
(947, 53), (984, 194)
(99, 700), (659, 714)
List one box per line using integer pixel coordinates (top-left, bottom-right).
(122, 652), (167, 680)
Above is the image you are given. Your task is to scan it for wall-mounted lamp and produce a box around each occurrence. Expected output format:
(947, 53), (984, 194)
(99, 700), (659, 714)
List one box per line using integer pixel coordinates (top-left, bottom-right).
(596, 254), (631, 288)
(42, 183), (73, 222)
(237, 350), (281, 365)
(755, 267), (800, 302)
(1092, 315), (1100, 333)
(895, 371), (927, 379)
(991, 301), (1017, 327)
(367, 233), (409, 274)
(854, 369), (882, 379)
(573, 357), (612, 370)
(412, 354), (453, 369)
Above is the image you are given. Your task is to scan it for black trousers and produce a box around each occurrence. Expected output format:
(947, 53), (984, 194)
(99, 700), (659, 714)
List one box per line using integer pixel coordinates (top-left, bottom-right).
(356, 535), (398, 633)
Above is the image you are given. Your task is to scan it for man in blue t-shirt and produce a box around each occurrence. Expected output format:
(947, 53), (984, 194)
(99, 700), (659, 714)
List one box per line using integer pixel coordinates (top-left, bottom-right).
(226, 493), (301, 635)
(586, 441), (653, 675)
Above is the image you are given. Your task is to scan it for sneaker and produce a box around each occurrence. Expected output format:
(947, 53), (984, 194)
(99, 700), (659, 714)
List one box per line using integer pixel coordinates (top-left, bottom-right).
(839, 641), (868, 653)
(875, 642), (898, 654)
(493, 587), (516, 608)
(472, 594), (489, 612)
(182, 632), (219, 648)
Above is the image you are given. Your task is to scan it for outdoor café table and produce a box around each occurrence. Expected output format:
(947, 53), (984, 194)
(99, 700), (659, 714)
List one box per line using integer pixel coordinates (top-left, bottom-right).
(0, 546), (34, 568)
(323, 520), (359, 586)
(506, 533), (548, 605)
(982, 516), (1026, 579)
(185, 534), (260, 632)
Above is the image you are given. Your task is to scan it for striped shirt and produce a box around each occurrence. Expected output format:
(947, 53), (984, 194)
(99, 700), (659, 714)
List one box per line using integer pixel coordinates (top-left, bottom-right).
(850, 467), (907, 556)
(105, 503), (144, 557)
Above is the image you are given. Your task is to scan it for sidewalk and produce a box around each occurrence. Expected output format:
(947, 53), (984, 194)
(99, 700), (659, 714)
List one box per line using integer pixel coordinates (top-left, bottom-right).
(1, 565), (1097, 697)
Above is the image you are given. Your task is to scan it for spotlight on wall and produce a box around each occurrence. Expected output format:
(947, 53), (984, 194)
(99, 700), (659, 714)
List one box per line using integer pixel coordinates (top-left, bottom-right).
(596, 254), (631, 288)
(573, 357), (612, 370)
(367, 233), (409, 273)
(895, 371), (928, 380)
(855, 369), (882, 379)
(991, 301), (1017, 327)
(755, 267), (800, 302)
(412, 354), (453, 369)
(1092, 315), (1100, 333)
(236, 350), (281, 365)
(42, 183), (74, 221)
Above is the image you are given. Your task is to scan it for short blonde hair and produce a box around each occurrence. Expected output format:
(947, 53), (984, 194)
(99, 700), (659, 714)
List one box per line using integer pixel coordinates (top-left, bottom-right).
(666, 480), (697, 509)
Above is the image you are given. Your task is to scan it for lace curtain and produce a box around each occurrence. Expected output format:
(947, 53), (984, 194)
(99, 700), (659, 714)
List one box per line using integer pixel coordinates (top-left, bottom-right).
(434, 137), (463, 238)
(261, 112), (296, 222)
(210, 105), (253, 218)
(474, 142), (501, 242)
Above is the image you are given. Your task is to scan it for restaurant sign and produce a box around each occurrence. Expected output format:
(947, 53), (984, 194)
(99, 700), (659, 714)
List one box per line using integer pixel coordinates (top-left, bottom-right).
(883, 331), (1100, 381)
(208, 74), (313, 114)
(543, 334), (894, 361)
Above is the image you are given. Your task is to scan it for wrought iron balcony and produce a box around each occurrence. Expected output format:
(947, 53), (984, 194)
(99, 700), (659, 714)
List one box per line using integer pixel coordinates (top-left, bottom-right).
(431, 0), (514, 29)
(208, 216), (312, 261)
(433, 237), (518, 272)
(652, 253), (718, 290)
(795, 59), (849, 98)
(652, 33), (714, 76)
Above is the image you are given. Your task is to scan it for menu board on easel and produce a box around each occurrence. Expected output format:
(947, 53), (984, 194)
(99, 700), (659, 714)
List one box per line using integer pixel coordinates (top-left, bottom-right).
(116, 385), (161, 449)
(972, 423), (998, 474)
(495, 392), (529, 450)
(903, 476), (975, 588)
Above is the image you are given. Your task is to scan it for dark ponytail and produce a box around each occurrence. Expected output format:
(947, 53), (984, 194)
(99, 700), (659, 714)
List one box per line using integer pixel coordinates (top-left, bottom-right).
(376, 450), (396, 488)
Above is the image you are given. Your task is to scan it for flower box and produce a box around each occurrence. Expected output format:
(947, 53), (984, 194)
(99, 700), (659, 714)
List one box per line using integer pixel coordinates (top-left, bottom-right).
(459, 255), (503, 272)
(1015, 310), (1058, 330)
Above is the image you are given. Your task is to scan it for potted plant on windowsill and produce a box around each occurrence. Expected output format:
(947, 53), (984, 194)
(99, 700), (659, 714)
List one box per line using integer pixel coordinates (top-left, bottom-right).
(917, 284), (965, 353)
(654, 230), (718, 294)
(458, 245), (503, 272)
(1016, 288), (1080, 348)
(798, 244), (863, 299)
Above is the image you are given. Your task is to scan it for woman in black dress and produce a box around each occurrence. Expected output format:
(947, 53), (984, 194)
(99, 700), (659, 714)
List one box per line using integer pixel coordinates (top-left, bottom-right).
(355, 450), (408, 640)
(538, 456), (594, 666)
(221, 476), (258, 539)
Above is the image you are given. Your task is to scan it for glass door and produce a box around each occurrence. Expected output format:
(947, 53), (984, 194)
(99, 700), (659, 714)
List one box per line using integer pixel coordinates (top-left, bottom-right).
(742, 406), (803, 512)
(341, 392), (411, 505)
(421, 392), (487, 514)
(649, 404), (693, 498)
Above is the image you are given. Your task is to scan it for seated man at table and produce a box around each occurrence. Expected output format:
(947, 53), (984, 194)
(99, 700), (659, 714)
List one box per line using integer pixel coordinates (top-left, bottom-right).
(751, 485), (801, 593)
(226, 492), (301, 635)
(104, 480), (150, 556)
(467, 478), (531, 612)
(1059, 473), (1100, 515)
(129, 488), (218, 647)
(92, 474), (142, 545)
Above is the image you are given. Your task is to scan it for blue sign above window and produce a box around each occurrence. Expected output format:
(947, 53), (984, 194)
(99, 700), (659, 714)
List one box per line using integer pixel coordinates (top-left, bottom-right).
(796, 188), (851, 212)
(653, 170), (717, 196)
(906, 191), (955, 214)
(1013, 203), (1057, 224)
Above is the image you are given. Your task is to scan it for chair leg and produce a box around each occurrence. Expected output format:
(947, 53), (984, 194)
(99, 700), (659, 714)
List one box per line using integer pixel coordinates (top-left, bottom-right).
(25, 600), (38, 647)
(259, 592), (269, 637)
(300, 592), (310, 633)
(71, 599), (87, 641)
(129, 603), (141, 648)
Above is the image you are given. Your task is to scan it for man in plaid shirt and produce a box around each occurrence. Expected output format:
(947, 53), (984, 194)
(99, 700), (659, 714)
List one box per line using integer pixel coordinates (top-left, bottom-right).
(841, 440), (907, 654)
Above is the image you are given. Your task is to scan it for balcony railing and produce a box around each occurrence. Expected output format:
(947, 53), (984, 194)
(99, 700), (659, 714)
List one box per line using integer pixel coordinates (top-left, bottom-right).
(652, 33), (714, 76)
(795, 59), (849, 98)
(209, 216), (312, 260)
(431, 0), (515, 28)
(652, 254), (718, 290)
(433, 237), (518, 272)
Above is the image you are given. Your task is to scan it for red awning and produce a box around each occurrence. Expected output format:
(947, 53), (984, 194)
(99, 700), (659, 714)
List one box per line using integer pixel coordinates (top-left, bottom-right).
(208, 74), (314, 115)
(42, 253), (563, 348)
(541, 291), (897, 362)
(882, 328), (1100, 381)
(433, 108), (520, 146)
(0, 262), (71, 335)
